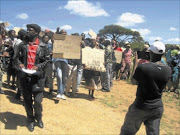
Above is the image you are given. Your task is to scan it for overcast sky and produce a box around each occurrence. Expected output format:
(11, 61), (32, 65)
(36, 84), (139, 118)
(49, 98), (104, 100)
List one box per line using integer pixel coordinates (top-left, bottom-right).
(1, 0), (179, 44)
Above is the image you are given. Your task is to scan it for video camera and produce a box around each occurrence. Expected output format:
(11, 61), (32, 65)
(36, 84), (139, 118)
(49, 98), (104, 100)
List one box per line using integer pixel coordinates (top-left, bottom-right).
(137, 50), (150, 61)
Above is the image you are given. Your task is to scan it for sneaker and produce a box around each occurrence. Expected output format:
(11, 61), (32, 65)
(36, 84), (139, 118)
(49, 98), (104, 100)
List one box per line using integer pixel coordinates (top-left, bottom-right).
(102, 89), (110, 92)
(56, 94), (61, 98)
(61, 94), (66, 100)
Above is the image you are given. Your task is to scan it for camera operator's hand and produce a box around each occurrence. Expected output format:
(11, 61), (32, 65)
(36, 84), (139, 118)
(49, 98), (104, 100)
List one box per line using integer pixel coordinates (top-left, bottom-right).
(132, 52), (139, 76)
(19, 64), (25, 69)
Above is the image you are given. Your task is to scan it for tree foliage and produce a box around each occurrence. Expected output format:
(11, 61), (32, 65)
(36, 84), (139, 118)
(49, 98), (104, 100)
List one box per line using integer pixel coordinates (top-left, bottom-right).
(98, 24), (143, 43)
(98, 24), (144, 50)
(131, 42), (144, 51)
(165, 44), (177, 51)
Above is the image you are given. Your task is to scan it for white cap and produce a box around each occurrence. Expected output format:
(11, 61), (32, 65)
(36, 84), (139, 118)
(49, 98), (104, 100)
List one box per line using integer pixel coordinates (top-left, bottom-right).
(149, 41), (165, 54)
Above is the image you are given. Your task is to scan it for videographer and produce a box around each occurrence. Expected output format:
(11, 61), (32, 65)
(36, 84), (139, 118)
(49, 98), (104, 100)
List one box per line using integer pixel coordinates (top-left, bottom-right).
(120, 41), (172, 135)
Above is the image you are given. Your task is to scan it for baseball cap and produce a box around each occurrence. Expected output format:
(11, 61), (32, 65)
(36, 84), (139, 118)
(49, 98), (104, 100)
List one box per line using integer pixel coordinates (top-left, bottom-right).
(126, 44), (131, 47)
(125, 41), (131, 47)
(150, 41), (165, 54)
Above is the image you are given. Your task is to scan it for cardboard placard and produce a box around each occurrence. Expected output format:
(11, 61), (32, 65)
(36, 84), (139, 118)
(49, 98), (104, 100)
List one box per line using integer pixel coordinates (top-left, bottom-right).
(53, 34), (65, 40)
(13, 27), (21, 35)
(0, 22), (9, 27)
(39, 31), (45, 37)
(53, 34), (82, 59)
(88, 29), (97, 38)
(82, 47), (106, 72)
(4, 22), (10, 27)
(114, 50), (122, 64)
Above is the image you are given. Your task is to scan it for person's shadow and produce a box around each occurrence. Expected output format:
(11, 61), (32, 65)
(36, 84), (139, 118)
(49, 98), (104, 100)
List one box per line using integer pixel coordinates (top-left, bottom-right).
(0, 112), (27, 130)
(65, 91), (95, 101)
(43, 90), (60, 104)
(3, 89), (23, 105)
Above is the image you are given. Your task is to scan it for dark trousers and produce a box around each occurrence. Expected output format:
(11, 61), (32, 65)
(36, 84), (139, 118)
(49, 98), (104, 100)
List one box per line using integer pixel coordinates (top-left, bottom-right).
(115, 63), (122, 79)
(21, 75), (43, 123)
(120, 103), (164, 135)
(45, 62), (53, 90)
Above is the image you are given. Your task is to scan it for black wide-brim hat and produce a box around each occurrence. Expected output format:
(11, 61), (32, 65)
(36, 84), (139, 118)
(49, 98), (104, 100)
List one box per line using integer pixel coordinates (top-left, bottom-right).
(27, 24), (41, 33)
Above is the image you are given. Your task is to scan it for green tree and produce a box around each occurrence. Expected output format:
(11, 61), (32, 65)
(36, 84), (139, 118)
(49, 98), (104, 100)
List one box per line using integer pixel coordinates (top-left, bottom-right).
(165, 44), (176, 51)
(98, 24), (144, 50)
(131, 41), (144, 51)
(98, 25), (143, 41)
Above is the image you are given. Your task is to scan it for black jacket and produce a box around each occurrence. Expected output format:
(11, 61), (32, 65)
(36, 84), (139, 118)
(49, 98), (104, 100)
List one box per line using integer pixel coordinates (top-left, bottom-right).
(14, 39), (51, 92)
(14, 39), (51, 78)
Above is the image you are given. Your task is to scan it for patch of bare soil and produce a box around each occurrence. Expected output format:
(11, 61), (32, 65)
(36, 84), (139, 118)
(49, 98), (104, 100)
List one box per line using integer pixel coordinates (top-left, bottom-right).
(0, 75), (179, 135)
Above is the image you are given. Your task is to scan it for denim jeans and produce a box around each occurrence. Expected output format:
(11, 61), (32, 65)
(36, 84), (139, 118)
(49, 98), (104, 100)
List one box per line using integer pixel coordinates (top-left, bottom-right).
(77, 64), (83, 89)
(54, 60), (69, 95)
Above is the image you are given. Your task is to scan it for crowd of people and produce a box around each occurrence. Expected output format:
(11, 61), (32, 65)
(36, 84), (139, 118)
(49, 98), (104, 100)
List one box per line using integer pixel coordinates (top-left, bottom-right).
(165, 45), (180, 93)
(0, 22), (179, 134)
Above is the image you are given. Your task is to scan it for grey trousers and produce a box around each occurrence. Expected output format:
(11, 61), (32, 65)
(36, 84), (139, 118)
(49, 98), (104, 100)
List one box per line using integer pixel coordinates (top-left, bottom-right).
(65, 64), (77, 95)
(120, 103), (164, 135)
(101, 63), (113, 91)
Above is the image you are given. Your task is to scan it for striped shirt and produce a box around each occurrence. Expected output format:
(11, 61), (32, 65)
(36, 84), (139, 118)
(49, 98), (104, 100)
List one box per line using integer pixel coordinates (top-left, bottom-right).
(27, 38), (39, 69)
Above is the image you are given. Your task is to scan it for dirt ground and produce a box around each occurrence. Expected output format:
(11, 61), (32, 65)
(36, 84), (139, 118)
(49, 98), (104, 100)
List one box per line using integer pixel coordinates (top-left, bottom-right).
(0, 74), (179, 135)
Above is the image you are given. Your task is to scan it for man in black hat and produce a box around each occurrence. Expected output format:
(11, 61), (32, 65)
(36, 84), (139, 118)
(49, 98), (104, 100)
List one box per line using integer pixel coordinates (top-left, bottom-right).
(14, 24), (50, 132)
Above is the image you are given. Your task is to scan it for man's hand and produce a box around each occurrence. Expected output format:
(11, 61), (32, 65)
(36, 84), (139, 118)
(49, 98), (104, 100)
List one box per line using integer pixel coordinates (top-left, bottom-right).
(19, 64), (25, 68)
(32, 66), (38, 70)
(50, 51), (53, 55)
(2, 52), (9, 57)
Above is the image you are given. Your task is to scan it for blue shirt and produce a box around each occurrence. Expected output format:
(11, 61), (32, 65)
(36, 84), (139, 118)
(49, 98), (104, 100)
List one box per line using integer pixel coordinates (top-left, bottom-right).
(165, 49), (172, 63)
(52, 58), (68, 64)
